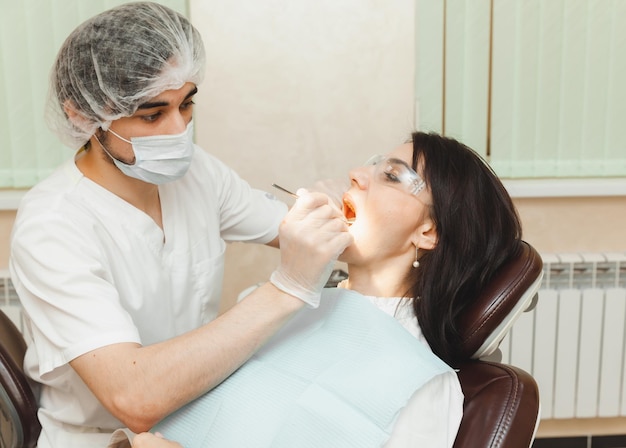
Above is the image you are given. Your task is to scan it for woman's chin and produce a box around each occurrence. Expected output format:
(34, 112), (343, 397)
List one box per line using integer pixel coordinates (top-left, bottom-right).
(338, 232), (362, 263)
(337, 244), (356, 263)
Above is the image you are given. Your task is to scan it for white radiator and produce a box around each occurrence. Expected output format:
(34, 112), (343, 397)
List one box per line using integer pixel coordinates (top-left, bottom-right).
(0, 268), (23, 333)
(499, 252), (626, 420)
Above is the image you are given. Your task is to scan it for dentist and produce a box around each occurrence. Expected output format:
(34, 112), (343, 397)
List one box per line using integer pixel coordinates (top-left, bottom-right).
(9, 3), (352, 447)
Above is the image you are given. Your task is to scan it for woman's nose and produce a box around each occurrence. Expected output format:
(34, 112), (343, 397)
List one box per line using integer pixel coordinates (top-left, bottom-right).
(348, 166), (370, 190)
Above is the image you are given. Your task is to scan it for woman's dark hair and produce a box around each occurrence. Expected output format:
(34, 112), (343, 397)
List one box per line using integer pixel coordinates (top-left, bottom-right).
(408, 132), (522, 367)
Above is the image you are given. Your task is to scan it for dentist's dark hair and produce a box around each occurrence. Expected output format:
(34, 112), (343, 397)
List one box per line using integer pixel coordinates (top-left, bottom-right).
(408, 132), (522, 367)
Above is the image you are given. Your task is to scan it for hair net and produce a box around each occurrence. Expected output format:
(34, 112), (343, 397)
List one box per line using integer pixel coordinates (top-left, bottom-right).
(46, 2), (206, 149)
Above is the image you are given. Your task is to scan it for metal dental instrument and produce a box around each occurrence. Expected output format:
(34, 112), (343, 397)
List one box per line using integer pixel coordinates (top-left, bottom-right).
(272, 183), (354, 225)
(271, 183), (299, 198)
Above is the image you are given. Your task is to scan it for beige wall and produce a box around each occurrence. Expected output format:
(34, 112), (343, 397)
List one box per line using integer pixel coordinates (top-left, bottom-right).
(1, 1), (625, 310)
(0, 210), (15, 270)
(189, 0), (417, 309)
(516, 197), (626, 254)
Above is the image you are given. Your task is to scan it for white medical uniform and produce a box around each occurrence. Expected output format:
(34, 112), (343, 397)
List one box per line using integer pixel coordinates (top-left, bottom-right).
(9, 146), (287, 448)
(367, 296), (463, 448)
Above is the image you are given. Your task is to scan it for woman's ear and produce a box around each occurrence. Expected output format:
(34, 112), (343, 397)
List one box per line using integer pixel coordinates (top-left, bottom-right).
(413, 217), (437, 251)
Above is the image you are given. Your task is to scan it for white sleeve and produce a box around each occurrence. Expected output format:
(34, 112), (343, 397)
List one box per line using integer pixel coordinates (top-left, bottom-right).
(10, 212), (141, 376)
(192, 147), (288, 244)
(384, 371), (464, 448)
(107, 429), (135, 448)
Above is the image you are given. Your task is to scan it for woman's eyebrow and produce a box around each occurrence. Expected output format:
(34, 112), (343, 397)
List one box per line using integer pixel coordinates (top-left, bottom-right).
(388, 157), (412, 170)
(137, 86), (199, 110)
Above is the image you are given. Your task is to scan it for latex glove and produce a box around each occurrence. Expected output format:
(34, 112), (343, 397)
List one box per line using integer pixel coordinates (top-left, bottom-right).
(270, 189), (353, 308)
(308, 178), (350, 212)
(132, 432), (182, 448)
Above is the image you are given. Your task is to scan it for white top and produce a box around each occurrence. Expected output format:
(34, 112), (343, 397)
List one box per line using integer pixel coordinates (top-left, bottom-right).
(9, 146), (288, 448)
(366, 296), (464, 448)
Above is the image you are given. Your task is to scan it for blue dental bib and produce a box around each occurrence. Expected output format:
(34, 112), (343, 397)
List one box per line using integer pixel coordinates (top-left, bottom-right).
(154, 288), (452, 447)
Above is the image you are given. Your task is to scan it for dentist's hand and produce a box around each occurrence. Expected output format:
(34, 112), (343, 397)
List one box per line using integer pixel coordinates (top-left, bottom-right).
(270, 189), (353, 308)
(308, 178), (350, 212)
(132, 432), (182, 448)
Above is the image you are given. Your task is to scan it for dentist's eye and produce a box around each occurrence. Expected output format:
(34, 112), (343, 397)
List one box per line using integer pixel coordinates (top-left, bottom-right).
(181, 100), (195, 110)
(139, 112), (162, 123)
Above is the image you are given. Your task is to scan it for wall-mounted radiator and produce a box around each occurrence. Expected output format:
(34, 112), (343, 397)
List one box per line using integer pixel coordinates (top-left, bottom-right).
(499, 253), (626, 420)
(0, 269), (22, 333)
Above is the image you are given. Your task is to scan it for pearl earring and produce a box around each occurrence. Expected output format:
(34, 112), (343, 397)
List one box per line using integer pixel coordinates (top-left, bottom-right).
(412, 247), (420, 268)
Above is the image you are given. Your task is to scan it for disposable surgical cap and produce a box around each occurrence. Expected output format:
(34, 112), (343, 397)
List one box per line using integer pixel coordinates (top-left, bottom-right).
(46, 2), (206, 149)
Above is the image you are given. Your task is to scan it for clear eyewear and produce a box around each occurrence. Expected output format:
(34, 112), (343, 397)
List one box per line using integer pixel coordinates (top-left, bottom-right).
(364, 154), (425, 196)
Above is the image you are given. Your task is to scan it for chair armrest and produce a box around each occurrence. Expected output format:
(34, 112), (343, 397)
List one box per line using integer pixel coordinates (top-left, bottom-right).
(453, 361), (540, 448)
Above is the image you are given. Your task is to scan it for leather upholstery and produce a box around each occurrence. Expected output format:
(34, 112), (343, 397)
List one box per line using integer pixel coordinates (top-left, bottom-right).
(458, 241), (543, 360)
(454, 361), (540, 448)
(0, 309), (41, 448)
(452, 241), (543, 448)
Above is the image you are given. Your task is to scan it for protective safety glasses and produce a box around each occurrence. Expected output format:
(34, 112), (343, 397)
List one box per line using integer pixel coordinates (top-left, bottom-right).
(364, 154), (426, 196)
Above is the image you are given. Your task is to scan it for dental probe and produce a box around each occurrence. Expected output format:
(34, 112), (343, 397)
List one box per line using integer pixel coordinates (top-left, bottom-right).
(271, 183), (299, 198)
(272, 183), (354, 225)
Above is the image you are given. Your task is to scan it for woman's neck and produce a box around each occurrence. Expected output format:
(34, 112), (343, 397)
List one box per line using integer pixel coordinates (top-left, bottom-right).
(343, 263), (410, 298)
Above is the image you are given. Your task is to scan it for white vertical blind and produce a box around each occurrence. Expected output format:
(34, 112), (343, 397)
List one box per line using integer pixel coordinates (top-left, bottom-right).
(491, 0), (626, 178)
(0, 0), (188, 188)
(416, 0), (626, 179)
(414, 0), (445, 136)
(442, 0), (491, 157)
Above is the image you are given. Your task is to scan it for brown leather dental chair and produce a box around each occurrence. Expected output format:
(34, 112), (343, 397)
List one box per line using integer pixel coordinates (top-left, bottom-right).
(0, 309), (41, 448)
(452, 240), (543, 448)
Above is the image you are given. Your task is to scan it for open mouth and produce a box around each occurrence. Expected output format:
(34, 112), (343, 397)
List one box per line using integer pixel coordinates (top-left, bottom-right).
(343, 197), (356, 224)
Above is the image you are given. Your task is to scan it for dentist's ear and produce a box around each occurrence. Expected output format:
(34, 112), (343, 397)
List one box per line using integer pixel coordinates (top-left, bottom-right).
(63, 99), (81, 122)
(63, 100), (93, 132)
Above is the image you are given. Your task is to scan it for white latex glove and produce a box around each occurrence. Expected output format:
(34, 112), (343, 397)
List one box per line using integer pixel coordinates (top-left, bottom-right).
(270, 189), (353, 308)
(308, 178), (350, 212)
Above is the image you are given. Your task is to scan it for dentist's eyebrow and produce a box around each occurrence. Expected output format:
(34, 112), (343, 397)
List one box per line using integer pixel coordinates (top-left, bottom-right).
(137, 86), (199, 110)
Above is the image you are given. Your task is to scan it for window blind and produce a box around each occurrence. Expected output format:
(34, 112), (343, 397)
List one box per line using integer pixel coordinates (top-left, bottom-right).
(416, 0), (626, 179)
(0, 0), (188, 189)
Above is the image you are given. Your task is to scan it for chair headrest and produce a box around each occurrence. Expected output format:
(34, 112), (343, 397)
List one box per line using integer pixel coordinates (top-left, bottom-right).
(456, 240), (543, 360)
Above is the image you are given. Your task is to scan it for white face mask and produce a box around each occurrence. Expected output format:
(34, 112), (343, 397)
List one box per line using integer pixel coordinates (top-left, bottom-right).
(99, 121), (195, 184)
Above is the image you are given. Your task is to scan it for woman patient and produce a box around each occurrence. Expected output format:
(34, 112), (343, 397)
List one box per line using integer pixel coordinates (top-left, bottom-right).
(119, 131), (522, 448)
